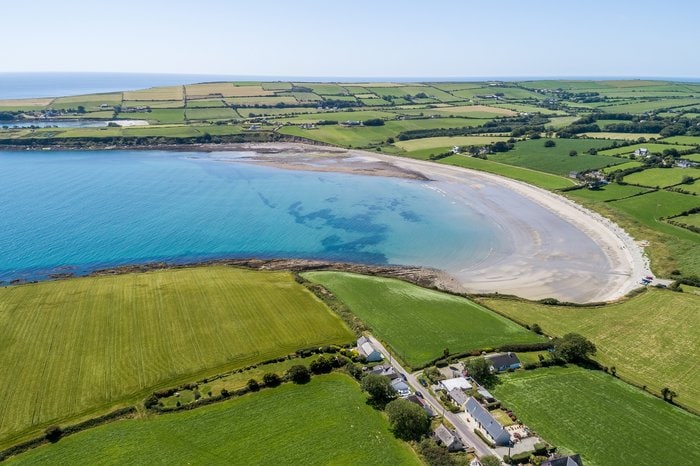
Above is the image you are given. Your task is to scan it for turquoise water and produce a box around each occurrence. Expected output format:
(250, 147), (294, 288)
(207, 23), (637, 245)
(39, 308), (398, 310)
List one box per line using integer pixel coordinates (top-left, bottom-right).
(0, 150), (498, 282)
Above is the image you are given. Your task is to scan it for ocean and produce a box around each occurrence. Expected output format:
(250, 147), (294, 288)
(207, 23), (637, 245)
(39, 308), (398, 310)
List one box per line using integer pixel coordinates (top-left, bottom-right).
(0, 150), (498, 282)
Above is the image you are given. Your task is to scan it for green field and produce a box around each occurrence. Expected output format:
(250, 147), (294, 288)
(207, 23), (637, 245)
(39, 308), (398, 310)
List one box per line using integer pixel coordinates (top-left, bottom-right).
(601, 160), (643, 173)
(492, 367), (700, 466)
(116, 108), (185, 124)
(480, 288), (700, 413)
(664, 135), (700, 146)
(598, 143), (691, 157)
(565, 183), (651, 202)
(489, 138), (626, 176)
(0, 267), (353, 447)
(7, 374), (419, 465)
(185, 107), (238, 121)
(436, 155), (576, 190)
(302, 272), (544, 369)
(623, 167), (699, 187)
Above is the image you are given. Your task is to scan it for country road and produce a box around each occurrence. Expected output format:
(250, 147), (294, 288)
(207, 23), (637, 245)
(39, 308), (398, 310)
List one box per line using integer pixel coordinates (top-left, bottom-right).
(366, 335), (497, 459)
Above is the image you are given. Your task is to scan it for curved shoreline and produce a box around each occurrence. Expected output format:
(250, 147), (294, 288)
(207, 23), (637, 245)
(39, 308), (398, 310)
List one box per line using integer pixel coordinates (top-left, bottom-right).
(226, 142), (651, 303)
(0, 142), (651, 303)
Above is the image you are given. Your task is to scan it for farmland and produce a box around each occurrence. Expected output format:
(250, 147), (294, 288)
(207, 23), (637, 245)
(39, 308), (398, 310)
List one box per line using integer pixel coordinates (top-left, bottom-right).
(479, 288), (700, 413)
(491, 367), (700, 466)
(0, 266), (353, 447)
(488, 138), (626, 176)
(302, 272), (544, 369)
(623, 167), (699, 187)
(7, 374), (419, 465)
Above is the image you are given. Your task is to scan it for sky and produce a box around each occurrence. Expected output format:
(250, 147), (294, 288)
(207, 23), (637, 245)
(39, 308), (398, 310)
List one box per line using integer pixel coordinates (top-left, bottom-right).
(1, 0), (699, 78)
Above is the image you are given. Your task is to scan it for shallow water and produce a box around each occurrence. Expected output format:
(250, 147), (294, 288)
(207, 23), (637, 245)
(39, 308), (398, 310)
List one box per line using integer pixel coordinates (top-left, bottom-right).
(0, 150), (501, 282)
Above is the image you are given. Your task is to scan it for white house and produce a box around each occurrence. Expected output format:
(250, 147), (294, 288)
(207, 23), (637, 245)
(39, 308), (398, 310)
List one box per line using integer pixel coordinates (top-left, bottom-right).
(357, 336), (383, 362)
(439, 376), (472, 392)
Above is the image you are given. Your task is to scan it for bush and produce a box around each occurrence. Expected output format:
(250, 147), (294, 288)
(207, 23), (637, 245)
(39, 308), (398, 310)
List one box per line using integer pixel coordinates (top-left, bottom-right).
(262, 373), (282, 387)
(247, 379), (260, 391)
(544, 140), (556, 147)
(435, 359), (448, 368)
(44, 425), (62, 443)
(385, 398), (430, 441)
(220, 388), (230, 398)
(310, 355), (333, 374)
(287, 365), (311, 384)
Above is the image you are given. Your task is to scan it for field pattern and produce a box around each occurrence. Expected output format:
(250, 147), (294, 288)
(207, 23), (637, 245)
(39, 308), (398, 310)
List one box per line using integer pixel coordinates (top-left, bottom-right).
(7, 374), (419, 465)
(480, 288), (700, 412)
(303, 272), (543, 368)
(492, 367), (700, 466)
(0, 267), (353, 447)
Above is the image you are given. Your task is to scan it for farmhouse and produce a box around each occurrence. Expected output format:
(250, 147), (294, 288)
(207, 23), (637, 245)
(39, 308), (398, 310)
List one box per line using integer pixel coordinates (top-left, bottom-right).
(433, 424), (464, 452)
(357, 336), (383, 362)
(634, 147), (649, 157)
(439, 376), (472, 392)
(466, 397), (511, 446)
(485, 352), (521, 372)
(541, 454), (584, 466)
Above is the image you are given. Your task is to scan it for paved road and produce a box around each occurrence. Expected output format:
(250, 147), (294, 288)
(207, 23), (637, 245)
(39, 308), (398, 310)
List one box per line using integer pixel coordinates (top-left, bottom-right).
(366, 335), (497, 459)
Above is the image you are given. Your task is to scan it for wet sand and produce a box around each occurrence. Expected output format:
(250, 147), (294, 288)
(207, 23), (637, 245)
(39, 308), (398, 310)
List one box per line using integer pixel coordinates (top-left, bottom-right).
(219, 143), (651, 303)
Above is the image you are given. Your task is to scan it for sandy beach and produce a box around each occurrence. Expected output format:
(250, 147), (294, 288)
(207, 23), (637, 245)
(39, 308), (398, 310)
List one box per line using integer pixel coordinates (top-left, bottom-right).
(221, 142), (651, 303)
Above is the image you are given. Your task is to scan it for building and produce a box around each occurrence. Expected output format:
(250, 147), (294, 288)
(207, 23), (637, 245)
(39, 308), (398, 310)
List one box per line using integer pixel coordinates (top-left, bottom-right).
(407, 394), (436, 417)
(439, 376), (472, 392)
(465, 397), (511, 446)
(357, 336), (383, 362)
(433, 424), (464, 452)
(391, 378), (411, 397)
(634, 148), (649, 157)
(541, 454), (584, 466)
(449, 387), (469, 407)
(477, 387), (496, 403)
(369, 364), (398, 380)
(484, 352), (521, 372)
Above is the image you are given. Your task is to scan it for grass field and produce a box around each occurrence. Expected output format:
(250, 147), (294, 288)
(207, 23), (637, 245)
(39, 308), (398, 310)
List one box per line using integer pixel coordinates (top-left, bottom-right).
(601, 160), (643, 173)
(489, 138), (626, 176)
(582, 131), (660, 140)
(600, 97), (700, 114)
(122, 86), (183, 101)
(116, 108), (185, 124)
(436, 155), (576, 190)
(664, 135), (700, 146)
(0, 266), (353, 447)
(598, 143), (690, 157)
(393, 135), (508, 152)
(491, 367), (700, 466)
(480, 288), (700, 413)
(185, 107), (238, 121)
(7, 374), (419, 465)
(565, 183), (651, 202)
(302, 272), (543, 369)
(623, 167), (699, 187)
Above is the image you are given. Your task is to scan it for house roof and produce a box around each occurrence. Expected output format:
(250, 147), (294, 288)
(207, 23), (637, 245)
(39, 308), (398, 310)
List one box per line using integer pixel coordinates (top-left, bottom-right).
(477, 387), (495, 400)
(449, 388), (469, 406)
(440, 376), (472, 391)
(391, 378), (410, 391)
(360, 342), (381, 357)
(485, 352), (521, 369)
(466, 397), (510, 444)
(370, 364), (397, 378)
(542, 454), (583, 466)
(434, 424), (459, 446)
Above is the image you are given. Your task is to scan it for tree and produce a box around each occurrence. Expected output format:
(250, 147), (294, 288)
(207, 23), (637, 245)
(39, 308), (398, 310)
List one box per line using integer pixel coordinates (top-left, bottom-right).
(544, 140), (556, 148)
(554, 333), (596, 362)
(309, 355), (332, 374)
(481, 455), (501, 466)
(345, 362), (363, 380)
(247, 378), (260, 391)
(286, 365), (311, 384)
(385, 398), (430, 441)
(467, 357), (498, 387)
(44, 425), (63, 443)
(661, 387), (678, 403)
(360, 373), (396, 408)
(262, 373), (281, 387)
(417, 438), (460, 466)
(531, 323), (542, 334)
(569, 150), (578, 156)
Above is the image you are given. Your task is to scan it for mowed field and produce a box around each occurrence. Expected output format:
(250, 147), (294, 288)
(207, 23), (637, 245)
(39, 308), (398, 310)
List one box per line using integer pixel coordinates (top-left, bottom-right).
(7, 374), (419, 466)
(0, 267), (353, 447)
(492, 367), (700, 466)
(302, 272), (544, 369)
(480, 288), (700, 413)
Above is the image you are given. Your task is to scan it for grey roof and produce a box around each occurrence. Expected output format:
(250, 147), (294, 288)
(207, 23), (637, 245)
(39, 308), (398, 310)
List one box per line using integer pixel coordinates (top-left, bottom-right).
(370, 364), (398, 379)
(391, 378), (410, 392)
(542, 455), (583, 466)
(434, 424), (460, 447)
(449, 388), (469, 406)
(466, 397), (511, 445)
(485, 352), (521, 369)
(477, 387), (495, 400)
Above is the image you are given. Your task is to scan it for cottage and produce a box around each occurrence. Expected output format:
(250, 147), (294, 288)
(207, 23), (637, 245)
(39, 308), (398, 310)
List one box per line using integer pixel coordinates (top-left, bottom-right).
(449, 387), (469, 407)
(484, 352), (521, 372)
(357, 336), (383, 362)
(541, 454), (584, 466)
(634, 147), (649, 157)
(676, 159), (695, 168)
(439, 376), (472, 392)
(433, 424), (464, 452)
(369, 364), (398, 380)
(407, 394), (436, 417)
(391, 378), (411, 397)
(465, 397), (511, 446)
